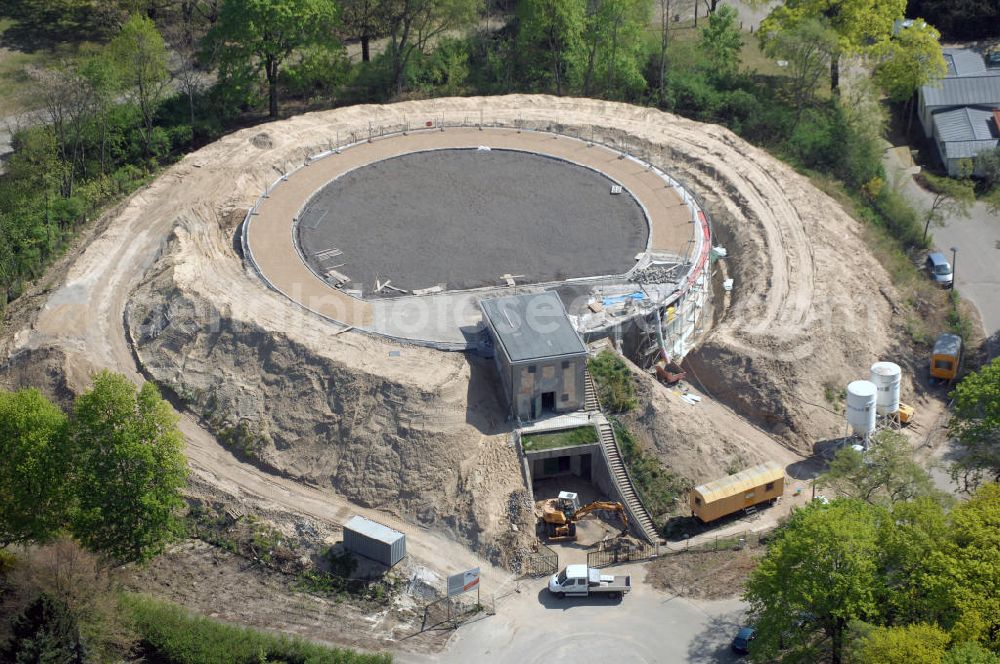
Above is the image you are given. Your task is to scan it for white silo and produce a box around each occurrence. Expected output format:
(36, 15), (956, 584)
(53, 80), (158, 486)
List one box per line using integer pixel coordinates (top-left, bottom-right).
(846, 380), (877, 436)
(870, 362), (902, 416)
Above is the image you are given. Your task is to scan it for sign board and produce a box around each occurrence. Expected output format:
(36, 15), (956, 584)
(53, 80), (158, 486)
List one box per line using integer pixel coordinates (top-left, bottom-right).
(447, 567), (480, 597)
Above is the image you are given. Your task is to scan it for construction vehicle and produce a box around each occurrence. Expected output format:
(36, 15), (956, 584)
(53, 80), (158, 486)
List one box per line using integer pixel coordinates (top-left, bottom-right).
(540, 491), (629, 540)
(896, 402), (915, 425)
(548, 564), (631, 599)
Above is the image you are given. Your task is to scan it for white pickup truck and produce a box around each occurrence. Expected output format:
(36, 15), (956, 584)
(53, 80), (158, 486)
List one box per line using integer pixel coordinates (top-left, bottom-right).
(548, 564), (631, 599)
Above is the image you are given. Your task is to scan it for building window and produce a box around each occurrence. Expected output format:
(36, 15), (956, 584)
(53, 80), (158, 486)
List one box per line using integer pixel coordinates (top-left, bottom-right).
(765, 482), (775, 491)
(528, 365), (536, 374)
(562, 361), (570, 369)
(561, 393), (569, 402)
(694, 497), (702, 505)
(745, 491), (755, 500)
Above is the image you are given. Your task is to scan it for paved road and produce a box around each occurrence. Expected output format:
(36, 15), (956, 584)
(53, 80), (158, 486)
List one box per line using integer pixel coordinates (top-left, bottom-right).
(401, 566), (748, 664)
(883, 147), (1000, 351)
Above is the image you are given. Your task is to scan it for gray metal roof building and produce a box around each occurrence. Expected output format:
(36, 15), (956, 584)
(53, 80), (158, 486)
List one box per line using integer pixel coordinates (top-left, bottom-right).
(343, 515), (406, 567)
(917, 47), (1000, 174)
(932, 107), (1000, 161)
(480, 292), (587, 362)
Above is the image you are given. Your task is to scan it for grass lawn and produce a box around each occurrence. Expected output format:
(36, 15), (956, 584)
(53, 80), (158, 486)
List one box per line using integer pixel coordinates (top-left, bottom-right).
(521, 425), (599, 452)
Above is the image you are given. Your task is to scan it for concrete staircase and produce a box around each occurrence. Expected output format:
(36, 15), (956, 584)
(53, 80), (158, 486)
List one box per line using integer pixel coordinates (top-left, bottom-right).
(584, 370), (600, 412)
(596, 419), (660, 543)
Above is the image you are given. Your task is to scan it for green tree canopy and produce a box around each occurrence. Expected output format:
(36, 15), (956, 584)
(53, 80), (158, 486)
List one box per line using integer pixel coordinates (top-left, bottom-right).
(69, 372), (188, 563)
(850, 622), (950, 664)
(762, 17), (839, 115)
(517, 0), (586, 96)
(818, 430), (943, 505)
(108, 14), (170, 156)
(949, 357), (1000, 488)
(926, 483), (1000, 650)
(579, 0), (651, 99)
(0, 388), (71, 548)
(698, 4), (742, 80)
(759, 0), (907, 93)
(873, 20), (947, 103)
(744, 500), (884, 663)
(206, 0), (339, 117)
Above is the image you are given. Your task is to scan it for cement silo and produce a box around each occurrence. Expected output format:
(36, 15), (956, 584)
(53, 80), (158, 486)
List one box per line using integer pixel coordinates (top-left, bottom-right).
(870, 362), (902, 416)
(846, 380), (877, 437)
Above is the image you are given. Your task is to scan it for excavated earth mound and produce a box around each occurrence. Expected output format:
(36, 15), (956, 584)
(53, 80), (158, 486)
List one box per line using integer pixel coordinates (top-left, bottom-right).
(1, 96), (904, 565)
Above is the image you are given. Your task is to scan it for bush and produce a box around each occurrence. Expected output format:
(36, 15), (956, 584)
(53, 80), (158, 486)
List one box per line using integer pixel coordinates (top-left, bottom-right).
(613, 419), (691, 519)
(123, 594), (391, 664)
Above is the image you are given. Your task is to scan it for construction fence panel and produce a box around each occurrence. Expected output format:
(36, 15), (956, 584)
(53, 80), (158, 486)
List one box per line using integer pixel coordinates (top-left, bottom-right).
(517, 543), (559, 578)
(587, 541), (660, 568)
(422, 592), (494, 631)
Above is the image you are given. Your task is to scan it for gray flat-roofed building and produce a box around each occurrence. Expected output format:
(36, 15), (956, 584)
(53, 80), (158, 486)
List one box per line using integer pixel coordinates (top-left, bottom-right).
(343, 515), (406, 567)
(480, 292), (588, 421)
(931, 107), (1000, 175)
(917, 48), (1000, 173)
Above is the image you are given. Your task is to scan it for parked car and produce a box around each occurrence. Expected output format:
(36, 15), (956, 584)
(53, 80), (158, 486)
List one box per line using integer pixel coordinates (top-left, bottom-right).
(732, 626), (757, 655)
(925, 252), (953, 287)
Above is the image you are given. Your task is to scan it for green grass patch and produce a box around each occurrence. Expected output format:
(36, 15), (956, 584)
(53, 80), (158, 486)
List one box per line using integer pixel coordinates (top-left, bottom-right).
(588, 351), (637, 413)
(522, 425), (598, 452)
(123, 593), (391, 664)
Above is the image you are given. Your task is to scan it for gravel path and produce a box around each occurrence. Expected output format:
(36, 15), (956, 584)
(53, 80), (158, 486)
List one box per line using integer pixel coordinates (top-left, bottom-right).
(298, 148), (648, 295)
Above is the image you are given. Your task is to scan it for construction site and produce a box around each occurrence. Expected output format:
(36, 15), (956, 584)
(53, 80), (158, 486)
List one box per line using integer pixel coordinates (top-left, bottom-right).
(0, 95), (953, 658)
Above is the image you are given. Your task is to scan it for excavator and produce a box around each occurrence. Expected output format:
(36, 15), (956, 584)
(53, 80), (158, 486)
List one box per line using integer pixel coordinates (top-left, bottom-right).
(540, 491), (629, 541)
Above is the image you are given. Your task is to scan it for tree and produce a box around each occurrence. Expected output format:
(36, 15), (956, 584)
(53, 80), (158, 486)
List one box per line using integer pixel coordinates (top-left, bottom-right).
(108, 14), (170, 157)
(873, 20), (947, 135)
(850, 622), (949, 664)
(579, 0), (651, 99)
(68, 372), (187, 563)
(949, 358), (1000, 489)
(763, 18), (839, 118)
(944, 641), (1000, 664)
(517, 0), (586, 96)
(0, 389), (70, 548)
(818, 430), (943, 505)
(759, 0), (907, 94)
(206, 0), (338, 118)
(924, 483), (1000, 650)
(0, 593), (85, 664)
(920, 172), (975, 245)
(698, 4), (742, 80)
(383, 0), (481, 96)
(340, 0), (391, 62)
(977, 147), (1000, 191)
(744, 500), (884, 663)
(655, 0), (672, 105)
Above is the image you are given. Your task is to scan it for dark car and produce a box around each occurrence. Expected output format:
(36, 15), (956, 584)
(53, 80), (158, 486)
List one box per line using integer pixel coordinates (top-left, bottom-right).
(732, 626), (757, 655)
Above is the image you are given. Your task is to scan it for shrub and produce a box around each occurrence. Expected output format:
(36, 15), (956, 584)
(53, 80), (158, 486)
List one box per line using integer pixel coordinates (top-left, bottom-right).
(123, 594), (391, 664)
(588, 351), (637, 413)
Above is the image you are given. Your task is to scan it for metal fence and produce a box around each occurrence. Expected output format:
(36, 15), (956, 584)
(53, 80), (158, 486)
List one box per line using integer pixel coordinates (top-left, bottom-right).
(517, 543), (559, 578)
(662, 527), (775, 554)
(422, 591), (495, 631)
(587, 540), (660, 568)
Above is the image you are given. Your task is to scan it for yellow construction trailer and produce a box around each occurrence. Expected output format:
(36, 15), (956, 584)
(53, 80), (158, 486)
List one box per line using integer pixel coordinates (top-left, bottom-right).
(689, 461), (786, 523)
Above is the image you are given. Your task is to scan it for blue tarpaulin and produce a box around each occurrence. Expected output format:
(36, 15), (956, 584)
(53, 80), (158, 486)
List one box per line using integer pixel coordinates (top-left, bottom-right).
(602, 292), (647, 307)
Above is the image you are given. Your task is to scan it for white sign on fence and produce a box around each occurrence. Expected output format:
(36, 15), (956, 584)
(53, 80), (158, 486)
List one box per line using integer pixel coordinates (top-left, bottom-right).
(447, 567), (480, 597)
